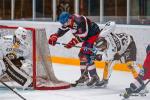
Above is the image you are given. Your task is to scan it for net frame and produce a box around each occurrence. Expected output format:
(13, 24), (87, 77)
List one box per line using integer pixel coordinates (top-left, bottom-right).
(0, 25), (70, 90)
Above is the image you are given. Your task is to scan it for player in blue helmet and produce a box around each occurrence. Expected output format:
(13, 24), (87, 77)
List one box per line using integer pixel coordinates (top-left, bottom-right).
(49, 12), (102, 87)
(59, 12), (71, 25)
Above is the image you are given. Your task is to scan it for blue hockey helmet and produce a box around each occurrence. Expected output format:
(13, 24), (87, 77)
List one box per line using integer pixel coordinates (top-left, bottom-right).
(59, 12), (70, 24)
(146, 44), (150, 54)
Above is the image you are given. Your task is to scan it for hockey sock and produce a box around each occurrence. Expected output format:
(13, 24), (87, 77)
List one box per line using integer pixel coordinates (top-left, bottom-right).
(80, 69), (88, 76)
(88, 68), (98, 77)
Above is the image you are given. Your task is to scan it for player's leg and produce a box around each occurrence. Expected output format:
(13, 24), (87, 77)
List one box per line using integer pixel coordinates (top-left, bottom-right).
(76, 53), (89, 85)
(82, 37), (100, 87)
(77, 40), (100, 86)
(126, 44), (150, 94)
(122, 75), (145, 99)
(125, 41), (141, 79)
(95, 60), (118, 87)
(77, 52), (99, 86)
(3, 56), (32, 90)
(123, 41), (145, 97)
(86, 54), (100, 86)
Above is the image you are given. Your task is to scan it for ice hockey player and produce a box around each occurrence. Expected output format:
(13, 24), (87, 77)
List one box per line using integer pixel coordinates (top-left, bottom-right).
(122, 44), (150, 99)
(48, 12), (101, 87)
(0, 27), (32, 89)
(93, 21), (141, 88)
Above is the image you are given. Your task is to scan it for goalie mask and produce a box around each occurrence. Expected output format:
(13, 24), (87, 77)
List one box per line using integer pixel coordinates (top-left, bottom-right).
(95, 37), (107, 51)
(14, 27), (28, 46)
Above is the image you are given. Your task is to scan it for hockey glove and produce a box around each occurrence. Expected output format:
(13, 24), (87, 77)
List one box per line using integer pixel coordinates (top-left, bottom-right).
(95, 54), (102, 61)
(114, 53), (121, 60)
(48, 33), (58, 46)
(64, 38), (79, 49)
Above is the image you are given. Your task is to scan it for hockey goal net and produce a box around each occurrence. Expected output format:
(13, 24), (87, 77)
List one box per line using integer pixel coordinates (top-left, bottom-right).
(0, 25), (70, 90)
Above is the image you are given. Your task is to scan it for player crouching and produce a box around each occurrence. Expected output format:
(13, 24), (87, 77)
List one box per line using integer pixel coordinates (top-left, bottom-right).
(0, 27), (32, 90)
(93, 23), (141, 88)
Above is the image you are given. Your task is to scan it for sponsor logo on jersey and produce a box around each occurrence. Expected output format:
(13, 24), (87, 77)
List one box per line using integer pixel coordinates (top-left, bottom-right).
(6, 48), (24, 55)
(3, 37), (12, 40)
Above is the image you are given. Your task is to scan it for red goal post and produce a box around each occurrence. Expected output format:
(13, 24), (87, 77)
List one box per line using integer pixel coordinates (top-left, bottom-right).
(0, 25), (70, 90)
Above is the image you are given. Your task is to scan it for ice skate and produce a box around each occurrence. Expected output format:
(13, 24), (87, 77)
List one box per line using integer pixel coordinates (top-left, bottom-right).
(86, 75), (99, 87)
(120, 88), (133, 99)
(95, 79), (108, 87)
(131, 86), (149, 97)
(71, 75), (89, 87)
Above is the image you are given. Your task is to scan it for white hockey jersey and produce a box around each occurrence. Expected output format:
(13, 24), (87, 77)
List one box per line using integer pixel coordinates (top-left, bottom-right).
(97, 32), (132, 61)
(0, 35), (31, 60)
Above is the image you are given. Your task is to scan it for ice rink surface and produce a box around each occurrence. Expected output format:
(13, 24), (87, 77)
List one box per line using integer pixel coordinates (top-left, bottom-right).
(0, 63), (150, 100)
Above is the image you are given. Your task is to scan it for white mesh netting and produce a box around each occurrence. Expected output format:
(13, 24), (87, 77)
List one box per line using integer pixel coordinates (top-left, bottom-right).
(0, 25), (70, 90)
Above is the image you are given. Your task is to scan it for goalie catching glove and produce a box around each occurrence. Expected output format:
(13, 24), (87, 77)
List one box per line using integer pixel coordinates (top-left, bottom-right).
(48, 33), (58, 46)
(64, 38), (80, 49)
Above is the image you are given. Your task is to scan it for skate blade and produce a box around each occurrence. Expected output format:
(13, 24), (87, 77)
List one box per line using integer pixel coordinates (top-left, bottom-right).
(131, 93), (147, 96)
(71, 82), (87, 87)
(119, 92), (147, 98)
(94, 83), (108, 88)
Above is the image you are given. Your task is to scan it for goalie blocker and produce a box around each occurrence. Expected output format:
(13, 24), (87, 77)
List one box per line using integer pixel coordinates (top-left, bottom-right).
(3, 56), (32, 89)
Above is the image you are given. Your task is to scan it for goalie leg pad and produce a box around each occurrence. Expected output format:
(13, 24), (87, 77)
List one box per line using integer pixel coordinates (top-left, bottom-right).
(0, 60), (6, 76)
(3, 56), (32, 89)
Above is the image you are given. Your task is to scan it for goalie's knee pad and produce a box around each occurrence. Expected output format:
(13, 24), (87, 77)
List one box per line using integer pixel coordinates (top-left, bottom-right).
(3, 56), (32, 89)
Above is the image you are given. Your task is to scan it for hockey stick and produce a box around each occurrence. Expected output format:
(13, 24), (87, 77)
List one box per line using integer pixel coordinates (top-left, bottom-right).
(55, 42), (99, 53)
(0, 80), (27, 100)
(56, 42), (81, 48)
(144, 79), (150, 88)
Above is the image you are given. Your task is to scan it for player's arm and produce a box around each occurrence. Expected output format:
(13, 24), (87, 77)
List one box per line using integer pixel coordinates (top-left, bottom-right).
(73, 16), (88, 41)
(64, 16), (87, 49)
(102, 46), (117, 61)
(48, 25), (70, 46)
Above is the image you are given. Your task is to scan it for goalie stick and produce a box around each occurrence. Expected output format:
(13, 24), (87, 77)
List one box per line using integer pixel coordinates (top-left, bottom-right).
(0, 80), (27, 100)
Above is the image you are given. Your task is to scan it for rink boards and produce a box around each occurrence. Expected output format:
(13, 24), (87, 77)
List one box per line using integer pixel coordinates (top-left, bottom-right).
(0, 21), (150, 71)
